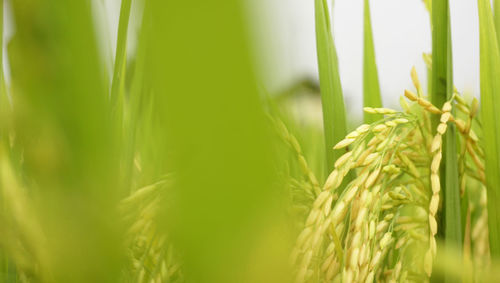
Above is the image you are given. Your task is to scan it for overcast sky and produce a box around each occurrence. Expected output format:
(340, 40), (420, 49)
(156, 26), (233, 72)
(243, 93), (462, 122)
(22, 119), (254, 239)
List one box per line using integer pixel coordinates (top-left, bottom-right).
(251, 0), (479, 115)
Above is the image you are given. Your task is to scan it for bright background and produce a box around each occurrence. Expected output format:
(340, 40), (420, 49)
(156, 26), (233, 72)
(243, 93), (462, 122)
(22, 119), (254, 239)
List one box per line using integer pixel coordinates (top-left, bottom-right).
(2, 0), (479, 119)
(251, 0), (479, 117)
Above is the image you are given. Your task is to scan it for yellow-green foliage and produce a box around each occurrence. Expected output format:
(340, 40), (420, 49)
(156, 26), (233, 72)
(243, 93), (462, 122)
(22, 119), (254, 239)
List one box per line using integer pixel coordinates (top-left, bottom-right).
(2, 0), (500, 282)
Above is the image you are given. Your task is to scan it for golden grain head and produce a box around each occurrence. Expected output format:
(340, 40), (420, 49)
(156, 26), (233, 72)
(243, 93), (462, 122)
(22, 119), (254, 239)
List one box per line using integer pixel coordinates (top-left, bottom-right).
(334, 138), (356, 149)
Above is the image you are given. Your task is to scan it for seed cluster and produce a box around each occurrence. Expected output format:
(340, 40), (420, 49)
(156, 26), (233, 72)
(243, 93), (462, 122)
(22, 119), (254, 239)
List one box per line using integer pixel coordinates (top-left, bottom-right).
(120, 179), (183, 283)
(291, 70), (487, 282)
(292, 110), (431, 282)
(424, 100), (451, 276)
(0, 146), (49, 281)
(273, 117), (322, 197)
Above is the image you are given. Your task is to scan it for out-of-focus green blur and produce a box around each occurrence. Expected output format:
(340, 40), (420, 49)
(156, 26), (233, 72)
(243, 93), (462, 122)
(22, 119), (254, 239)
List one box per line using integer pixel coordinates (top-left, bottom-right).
(3, 0), (500, 282)
(0, 0), (290, 282)
(150, 0), (288, 282)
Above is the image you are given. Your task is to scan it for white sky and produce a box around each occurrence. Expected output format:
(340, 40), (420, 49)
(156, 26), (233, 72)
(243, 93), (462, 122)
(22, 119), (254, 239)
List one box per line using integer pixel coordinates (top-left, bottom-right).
(251, 0), (479, 116)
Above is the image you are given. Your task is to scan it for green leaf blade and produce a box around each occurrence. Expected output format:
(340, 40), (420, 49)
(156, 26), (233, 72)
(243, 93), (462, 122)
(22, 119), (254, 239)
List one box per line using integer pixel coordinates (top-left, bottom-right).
(478, 0), (500, 258)
(110, 0), (132, 109)
(431, 0), (448, 112)
(314, 0), (349, 173)
(432, 0), (462, 270)
(363, 0), (383, 124)
(494, 0), (500, 48)
(445, 38), (462, 259)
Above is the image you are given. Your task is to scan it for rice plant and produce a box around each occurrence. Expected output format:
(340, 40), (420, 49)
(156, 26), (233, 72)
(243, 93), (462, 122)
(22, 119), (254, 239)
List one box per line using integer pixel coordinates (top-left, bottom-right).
(287, 0), (500, 282)
(0, 0), (500, 282)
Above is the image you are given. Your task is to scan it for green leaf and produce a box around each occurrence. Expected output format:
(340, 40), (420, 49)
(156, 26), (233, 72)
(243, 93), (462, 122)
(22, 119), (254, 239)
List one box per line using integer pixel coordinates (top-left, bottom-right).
(110, 0), (132, 112)
(314, 0), (349, 172)
(494, 0), (500, 48)
(478, 0), (500, 258)
(363, 0), (383, 124)
(0, 0), (7, 143)
(432, 0), (462, 266)
(444, 18), (462, 259)
(431, 0), (448, 112)
(150, 0), (285, 281)
(8, 0), (122, 281)
(111, 0), (133, 189)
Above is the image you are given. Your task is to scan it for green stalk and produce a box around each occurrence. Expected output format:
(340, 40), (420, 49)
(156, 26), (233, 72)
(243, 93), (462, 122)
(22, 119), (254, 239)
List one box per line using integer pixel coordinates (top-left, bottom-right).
(363, 0), (383, 123)
(423, 1), (432, 99)
(431, 0), (448, 113)
(478, 0), (500, 258)
(123, 3), (151, 192)
(0, 0), (3, 85)
(431, 1), (448, 236)
(432, 0), (462, 264)
(0, 0), (6, 116)
(111, 0), (133, 190)
(0, 0), (6, 130)
(110, 0), (132, 108)
(9, 0), (122, 280)
(444, 17), (462, 260)
(0, 1), (8, 281)
(314, 0), (349, 173)
(494, 0), (500, 48)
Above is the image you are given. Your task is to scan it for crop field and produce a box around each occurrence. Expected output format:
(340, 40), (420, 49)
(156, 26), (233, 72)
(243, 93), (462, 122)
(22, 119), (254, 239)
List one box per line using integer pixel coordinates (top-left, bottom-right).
(0, 0), (499, 282)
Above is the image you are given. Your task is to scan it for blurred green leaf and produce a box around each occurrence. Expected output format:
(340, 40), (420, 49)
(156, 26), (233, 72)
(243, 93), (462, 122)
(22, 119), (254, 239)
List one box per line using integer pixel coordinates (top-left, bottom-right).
(478, 0), (500, 258)
(150, 0), (287, 282)
(494, 0), (500, 48)
(110, 0), (132, 119)
(7, 0), (124, 281)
